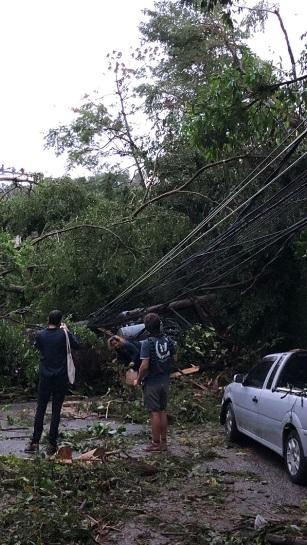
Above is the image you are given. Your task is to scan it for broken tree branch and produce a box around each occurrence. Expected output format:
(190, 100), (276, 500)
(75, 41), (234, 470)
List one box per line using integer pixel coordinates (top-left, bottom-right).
(273, 9), (297, 80)
(90, 294), (215, 326)
(176, 190), (234, 212)
(0, 284), (25, 294)
(132, 154), (254, 217)
(234, 4), (297, 80)
(0, 268), (15, 278)
(31, 223), (138, 258)
(115, 67), (146, 189)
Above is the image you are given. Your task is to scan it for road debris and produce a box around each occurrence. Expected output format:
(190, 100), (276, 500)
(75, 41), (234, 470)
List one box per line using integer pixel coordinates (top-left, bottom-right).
(170, 365), (200, 378)
(254, 514), (268, 529)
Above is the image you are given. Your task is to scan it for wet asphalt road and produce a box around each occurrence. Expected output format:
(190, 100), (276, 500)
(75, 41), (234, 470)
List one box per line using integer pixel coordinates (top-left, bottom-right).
(0, 400), (142, 458)
(204, 431), (307, 517)
(1, 400), (307, 510)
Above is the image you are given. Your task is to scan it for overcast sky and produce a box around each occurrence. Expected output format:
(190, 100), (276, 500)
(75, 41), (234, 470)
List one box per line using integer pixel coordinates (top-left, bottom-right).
(0, 0), (306, 177)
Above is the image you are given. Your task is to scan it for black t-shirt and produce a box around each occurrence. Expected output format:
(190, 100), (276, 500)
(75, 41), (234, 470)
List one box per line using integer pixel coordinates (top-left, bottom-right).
(140, 335), (175, 383)
(35, 328), (80, 378)
(116, 340), (141, 370)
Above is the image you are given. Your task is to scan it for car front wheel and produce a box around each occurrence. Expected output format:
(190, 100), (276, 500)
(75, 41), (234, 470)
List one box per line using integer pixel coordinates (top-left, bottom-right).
(225, 402), (240, 442)
(285, 430), (307, 485)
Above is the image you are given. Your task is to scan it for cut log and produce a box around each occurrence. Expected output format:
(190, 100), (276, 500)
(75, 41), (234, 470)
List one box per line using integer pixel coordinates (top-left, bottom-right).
(170, 366), (200, 378)
(170, 366), (208, 391)
(53, 446), (73, 464)
(76, 448), (107, 462)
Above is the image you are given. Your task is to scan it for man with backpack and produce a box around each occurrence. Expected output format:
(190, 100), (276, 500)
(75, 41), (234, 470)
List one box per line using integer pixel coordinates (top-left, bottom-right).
(135, 312), (176, 452)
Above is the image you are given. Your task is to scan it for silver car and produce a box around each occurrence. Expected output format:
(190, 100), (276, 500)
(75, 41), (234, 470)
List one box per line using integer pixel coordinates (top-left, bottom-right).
(220, 350), (307, 484)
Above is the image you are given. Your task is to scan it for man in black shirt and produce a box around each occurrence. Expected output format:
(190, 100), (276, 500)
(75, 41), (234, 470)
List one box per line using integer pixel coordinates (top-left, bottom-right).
(25, 310), (80, 455)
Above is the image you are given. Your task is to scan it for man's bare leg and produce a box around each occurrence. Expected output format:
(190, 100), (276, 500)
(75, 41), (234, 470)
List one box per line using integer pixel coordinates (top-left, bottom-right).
(144, 412), (162, 451)
(160, 411), (168, 450)
(151, 411), (161, 444)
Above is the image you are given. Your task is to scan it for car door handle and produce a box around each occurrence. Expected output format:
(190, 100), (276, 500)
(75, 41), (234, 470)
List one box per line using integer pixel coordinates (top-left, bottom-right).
(252, 396), (258, 403)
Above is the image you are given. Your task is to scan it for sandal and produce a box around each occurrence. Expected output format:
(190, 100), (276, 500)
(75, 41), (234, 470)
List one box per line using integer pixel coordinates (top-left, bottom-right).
(144, 442), (161, 452)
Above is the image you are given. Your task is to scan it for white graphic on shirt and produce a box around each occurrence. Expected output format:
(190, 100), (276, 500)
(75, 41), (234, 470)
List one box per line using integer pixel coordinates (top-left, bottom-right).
(155, 340), (170, 361)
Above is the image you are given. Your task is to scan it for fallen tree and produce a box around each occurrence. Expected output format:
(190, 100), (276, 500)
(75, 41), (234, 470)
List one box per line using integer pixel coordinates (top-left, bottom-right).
(89, 294), (216, 329)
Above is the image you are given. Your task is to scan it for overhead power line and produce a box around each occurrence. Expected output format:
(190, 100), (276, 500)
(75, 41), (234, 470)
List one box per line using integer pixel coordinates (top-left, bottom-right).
(89, 123), (307, 324)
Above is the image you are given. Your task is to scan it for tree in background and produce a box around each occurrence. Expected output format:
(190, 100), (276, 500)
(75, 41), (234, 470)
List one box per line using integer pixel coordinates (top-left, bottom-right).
(1, 0), (307, 352)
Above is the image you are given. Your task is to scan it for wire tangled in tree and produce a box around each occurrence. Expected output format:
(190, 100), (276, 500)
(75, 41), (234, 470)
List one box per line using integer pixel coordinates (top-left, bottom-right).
(89, 123), (307, 326)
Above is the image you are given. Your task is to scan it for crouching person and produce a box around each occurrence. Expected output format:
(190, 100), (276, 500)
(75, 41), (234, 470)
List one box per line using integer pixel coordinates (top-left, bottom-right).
(25, 310), (80, 455)
(108, 335), (141, 375)
(135, 313), (176, 452)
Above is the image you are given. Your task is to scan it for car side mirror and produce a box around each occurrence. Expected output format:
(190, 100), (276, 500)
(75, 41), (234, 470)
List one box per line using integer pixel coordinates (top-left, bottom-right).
(233, 373), (244, 384)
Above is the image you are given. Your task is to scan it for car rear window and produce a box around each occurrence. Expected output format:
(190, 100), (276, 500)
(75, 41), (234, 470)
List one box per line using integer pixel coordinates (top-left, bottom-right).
(277, 353), (307, 390)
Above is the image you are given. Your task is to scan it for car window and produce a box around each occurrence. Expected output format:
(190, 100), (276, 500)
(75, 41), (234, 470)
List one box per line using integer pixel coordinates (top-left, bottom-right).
(277, 353), (307, 390)
(266, 361), (280, 389)
(244, 359), (274, 389)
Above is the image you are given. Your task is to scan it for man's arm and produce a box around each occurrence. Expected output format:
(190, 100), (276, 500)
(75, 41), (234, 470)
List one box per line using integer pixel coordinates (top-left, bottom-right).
(128, 342), (139, 363)
(68, 331), (81, 350)
(136, 358), (150, 385)
(126, 341), (140, 369)
(135, 339), (150, 384)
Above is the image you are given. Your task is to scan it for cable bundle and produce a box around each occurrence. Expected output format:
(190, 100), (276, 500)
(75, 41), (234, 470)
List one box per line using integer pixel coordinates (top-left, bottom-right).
(89, 123), (307, 325)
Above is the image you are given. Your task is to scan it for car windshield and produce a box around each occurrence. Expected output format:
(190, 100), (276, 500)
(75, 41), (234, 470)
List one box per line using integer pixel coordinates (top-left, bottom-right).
(277, 353), (307, 390)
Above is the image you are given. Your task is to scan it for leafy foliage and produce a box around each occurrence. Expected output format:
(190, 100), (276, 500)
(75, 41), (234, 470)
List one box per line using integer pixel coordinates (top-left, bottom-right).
(0, 440), (194, 544)
(180, 325), (233, 366)
(0, 179), (191, 319)
(0, 322), (39, 388)
(65, 319), (105, 350)
(0, 456), (136, 544)
(1, 179), (90, 237)
(179, 324), (258, 371)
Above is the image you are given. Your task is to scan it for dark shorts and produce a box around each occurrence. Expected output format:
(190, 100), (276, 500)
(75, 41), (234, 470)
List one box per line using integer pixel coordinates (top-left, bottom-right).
(143, 379), (169, 412)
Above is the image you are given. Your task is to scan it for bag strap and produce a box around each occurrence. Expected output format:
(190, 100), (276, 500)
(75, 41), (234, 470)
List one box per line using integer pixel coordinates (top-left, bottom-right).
(63, 327), (72, 356)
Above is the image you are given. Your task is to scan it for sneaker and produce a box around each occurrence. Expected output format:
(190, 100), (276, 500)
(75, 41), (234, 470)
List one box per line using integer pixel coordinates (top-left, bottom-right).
(160, 441), (168, 451)
(24, 441), (39, 454)
(144, 442), (162, 452)
(46, 443), (57, 456)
